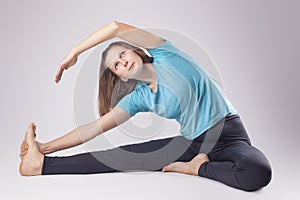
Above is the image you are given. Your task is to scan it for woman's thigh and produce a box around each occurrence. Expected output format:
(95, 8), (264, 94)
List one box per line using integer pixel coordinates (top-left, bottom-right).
(205, 115), (252, 160)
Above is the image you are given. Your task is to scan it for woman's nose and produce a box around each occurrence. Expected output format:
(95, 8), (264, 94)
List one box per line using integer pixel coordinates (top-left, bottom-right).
(118, 59), (128, 67)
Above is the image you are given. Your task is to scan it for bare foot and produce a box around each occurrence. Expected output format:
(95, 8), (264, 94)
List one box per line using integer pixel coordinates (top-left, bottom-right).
(19, 123), (44, 176)
(162, 153), (209, 176)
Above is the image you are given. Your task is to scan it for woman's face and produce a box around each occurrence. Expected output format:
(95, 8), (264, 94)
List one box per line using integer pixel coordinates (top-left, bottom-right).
(105, 46), (143, 82)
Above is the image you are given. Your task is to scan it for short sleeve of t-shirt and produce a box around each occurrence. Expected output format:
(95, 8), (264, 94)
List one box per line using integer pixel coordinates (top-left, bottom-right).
(146, 39), (179, 60)
(116, 83), (149, 116)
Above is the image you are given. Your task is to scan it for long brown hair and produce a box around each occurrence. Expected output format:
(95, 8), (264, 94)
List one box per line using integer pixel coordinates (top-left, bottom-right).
(98, 42), (153, 116)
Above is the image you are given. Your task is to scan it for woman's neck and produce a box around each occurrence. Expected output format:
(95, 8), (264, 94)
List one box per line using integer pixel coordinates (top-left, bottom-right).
(135, 63), (157, 93)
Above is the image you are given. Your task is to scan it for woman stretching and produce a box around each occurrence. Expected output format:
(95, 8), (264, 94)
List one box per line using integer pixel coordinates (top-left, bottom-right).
(19, 21), (272, 191)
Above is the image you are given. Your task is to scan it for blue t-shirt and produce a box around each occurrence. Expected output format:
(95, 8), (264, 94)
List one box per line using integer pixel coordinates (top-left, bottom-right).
(117, 40), (237, 140)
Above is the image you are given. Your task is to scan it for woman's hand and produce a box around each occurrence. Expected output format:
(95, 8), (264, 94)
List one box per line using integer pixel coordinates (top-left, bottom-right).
(55, 49), (78, 83)
(20, 140), (46, 158)
(36, 141), (45, 154)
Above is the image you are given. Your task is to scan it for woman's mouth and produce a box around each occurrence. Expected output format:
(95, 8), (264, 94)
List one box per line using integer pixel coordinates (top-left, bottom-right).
(129, 62), (135, 71)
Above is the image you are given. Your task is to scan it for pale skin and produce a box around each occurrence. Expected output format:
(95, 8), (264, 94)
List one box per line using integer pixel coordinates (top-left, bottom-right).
(19, 21), (209, 176)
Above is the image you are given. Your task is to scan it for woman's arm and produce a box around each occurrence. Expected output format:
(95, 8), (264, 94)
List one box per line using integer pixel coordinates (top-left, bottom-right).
(39, 106), (130, 154)
(55, 21), (163, 83)
(73, 21), (164, 55)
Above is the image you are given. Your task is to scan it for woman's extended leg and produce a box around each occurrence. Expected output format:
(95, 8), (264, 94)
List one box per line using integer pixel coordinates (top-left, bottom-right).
(41, 135), (199, 175)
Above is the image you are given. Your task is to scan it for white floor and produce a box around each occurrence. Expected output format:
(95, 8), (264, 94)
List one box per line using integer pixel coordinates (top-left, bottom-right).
(1, 147), (298, 200)
(2, 170), (296, 200)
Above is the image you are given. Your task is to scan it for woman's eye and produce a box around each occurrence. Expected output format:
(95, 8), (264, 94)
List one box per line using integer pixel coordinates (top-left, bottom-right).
(115, 63), (119, 69)
(120, 51), (125, 58)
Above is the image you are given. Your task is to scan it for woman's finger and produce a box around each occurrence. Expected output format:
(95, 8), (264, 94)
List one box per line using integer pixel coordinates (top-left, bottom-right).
(20, 140), (28, 149)
(20, 140), (27, 149)
(56, 62), (68, 80)
(20, 149), (28, 156)
(21, 144), (28, 151)
(20, 150), (28, 158)
(20, 151), (28, 159)
(55, 66), (64, 82)
(21, 146), (28, 154)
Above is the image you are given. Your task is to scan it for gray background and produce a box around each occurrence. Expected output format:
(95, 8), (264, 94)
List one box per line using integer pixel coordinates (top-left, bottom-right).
(0, 0), (299, 199)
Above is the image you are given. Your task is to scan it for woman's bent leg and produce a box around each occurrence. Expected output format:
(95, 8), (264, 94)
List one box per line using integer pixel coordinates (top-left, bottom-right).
(42, 136), (198, 175)
(199, 142), (272, 191)
(194, 115), (272, 191)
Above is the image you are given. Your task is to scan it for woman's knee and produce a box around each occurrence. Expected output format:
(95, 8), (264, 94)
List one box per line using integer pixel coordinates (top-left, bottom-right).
(237, 153), (272, 191)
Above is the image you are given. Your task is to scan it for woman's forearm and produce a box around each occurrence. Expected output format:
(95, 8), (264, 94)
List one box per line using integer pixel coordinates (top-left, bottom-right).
(72, 21), (135, 56)
(39, 106), (128, 154)
(41, 119), (103, 154)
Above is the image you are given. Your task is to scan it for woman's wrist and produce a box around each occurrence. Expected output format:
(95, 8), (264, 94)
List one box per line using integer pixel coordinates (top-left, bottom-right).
(39, 142), (54, 155)
(71, 47), (81, 57)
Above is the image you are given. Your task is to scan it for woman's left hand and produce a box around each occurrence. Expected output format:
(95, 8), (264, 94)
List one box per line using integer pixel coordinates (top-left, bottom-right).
(55, 49), (78, 83)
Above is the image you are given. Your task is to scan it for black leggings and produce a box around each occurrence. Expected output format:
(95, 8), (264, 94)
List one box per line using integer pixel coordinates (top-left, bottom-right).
(42, 114), (272, 191)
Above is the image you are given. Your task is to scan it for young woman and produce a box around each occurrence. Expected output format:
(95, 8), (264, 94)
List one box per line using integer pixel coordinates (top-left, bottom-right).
(19, 21), (272, 191)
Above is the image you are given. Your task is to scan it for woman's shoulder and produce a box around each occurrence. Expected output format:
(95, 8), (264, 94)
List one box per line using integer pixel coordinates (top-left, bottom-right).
(146, 39), (179, 57)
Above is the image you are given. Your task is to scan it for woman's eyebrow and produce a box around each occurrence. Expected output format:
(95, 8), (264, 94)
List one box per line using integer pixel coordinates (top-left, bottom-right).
(118, 49), (126, 56)
(109, 49), (125, 69)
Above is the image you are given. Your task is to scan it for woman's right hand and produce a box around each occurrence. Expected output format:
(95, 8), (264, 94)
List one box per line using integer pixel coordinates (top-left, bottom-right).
(20, 140), (46, 157)
(55, 49), (78, 83)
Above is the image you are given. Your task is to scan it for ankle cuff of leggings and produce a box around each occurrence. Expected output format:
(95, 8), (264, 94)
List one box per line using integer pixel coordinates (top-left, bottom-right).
(198, 161), (209, 177)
